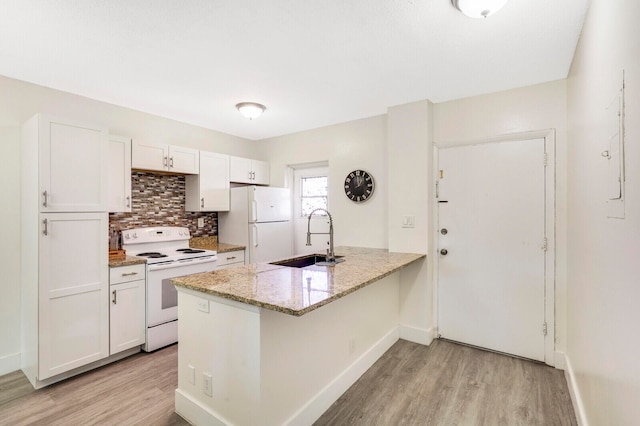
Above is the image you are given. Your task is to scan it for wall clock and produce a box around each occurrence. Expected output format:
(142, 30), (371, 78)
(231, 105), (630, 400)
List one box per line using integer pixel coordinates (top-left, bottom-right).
(344, 170), (374, 203)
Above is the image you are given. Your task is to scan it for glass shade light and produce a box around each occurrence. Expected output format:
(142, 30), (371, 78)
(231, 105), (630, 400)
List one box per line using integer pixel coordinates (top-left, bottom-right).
(451, 0), (509, 18)
(236, 102), (266, 119)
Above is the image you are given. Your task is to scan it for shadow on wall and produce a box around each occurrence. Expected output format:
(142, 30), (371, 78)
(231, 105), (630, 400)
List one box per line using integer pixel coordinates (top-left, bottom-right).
(109, 172), (217, 236)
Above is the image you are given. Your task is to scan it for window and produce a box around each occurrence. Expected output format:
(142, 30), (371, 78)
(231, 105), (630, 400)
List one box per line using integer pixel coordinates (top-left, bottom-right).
(300, 175), (328, 216)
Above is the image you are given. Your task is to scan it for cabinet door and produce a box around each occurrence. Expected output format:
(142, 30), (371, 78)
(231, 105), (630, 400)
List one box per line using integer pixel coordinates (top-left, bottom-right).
(108, 135), (132, 212)
(201, 152), (230, 211)
(251, 160), (270, 185)
(132, 140), (168, 171)
(169, 145), (199, 174)
(229, 156), (252, 183)
(110, 279), (146, 355)
(39, 115), (107, 212)
(38, 212), (108, 380)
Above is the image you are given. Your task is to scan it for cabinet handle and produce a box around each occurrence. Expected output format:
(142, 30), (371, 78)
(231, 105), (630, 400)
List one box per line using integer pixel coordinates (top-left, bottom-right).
(112, 290), (117, 304)
(170, 157), (174, 168)
(42, 218), (48, 236)
(201, 197), (205, 208)
(42, 190), (48, 207)
(126, 195), (131, 208)
(252, 171), (256, 180)
(226, 256), (236, 260)
(121, 272), (138, 277)
(163, 156), (168, 167)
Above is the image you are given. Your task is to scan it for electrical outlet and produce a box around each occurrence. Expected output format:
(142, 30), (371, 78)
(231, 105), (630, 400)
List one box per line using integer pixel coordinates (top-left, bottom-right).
(188, 364), (195, 385)
(197, 298), (209, 313)
(203, 373), (212, 397)
(197, 217), (205, 228)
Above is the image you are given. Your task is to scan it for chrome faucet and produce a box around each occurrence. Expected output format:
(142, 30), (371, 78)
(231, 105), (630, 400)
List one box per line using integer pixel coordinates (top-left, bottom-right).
(306, 208), (339, 263)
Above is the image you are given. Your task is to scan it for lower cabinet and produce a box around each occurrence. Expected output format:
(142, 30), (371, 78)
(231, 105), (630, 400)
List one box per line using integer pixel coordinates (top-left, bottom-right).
(109, 264), (146, 355)
(216, 249), (246, 269)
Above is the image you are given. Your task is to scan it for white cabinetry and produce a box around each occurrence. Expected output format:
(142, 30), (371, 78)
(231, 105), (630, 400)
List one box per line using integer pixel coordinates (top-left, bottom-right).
(216, 249), (246, 269)
(108, 135), (132, 212)
(185, 151), (230, 212)
(21, 114), (109, 388)
(109, 264), (146, 355)
(132, 140), (199, 174)
(36, 115), (107, 212)
(230, 156), (270, 185)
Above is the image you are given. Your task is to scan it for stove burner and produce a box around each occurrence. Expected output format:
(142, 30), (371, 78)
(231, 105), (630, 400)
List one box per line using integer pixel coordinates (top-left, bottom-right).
(176, 248), (206, 254)
(137, 252), (168, 258)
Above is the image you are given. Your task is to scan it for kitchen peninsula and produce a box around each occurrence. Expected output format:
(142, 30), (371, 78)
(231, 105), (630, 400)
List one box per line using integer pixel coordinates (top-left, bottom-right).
(172, 246), (425, 425)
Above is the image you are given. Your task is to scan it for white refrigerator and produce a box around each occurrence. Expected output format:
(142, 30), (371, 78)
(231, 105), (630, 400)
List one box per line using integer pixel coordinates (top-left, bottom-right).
(218, 186), (293, 263)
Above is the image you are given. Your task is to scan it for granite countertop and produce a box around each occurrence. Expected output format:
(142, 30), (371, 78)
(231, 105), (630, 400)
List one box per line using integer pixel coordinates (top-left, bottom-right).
(189, 236), (245, 253)
(109, 256), (146, 268)
(171, 246), (425, 316)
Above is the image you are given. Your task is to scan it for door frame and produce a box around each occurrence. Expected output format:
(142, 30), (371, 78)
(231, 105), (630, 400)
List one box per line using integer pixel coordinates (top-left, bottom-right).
(432, 129), (556, 366)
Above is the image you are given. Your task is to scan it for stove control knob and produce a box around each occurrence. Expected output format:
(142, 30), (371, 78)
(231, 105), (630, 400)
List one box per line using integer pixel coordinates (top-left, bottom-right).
(124, 233), (130, 240)
(133, 233), (138, 239)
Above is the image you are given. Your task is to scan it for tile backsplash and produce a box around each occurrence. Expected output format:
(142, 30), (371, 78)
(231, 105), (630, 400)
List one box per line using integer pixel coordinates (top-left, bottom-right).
(109, 172), (217, 237)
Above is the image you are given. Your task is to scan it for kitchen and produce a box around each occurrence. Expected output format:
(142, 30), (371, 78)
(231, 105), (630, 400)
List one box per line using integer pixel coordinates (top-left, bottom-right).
(0, 0), (639, 425)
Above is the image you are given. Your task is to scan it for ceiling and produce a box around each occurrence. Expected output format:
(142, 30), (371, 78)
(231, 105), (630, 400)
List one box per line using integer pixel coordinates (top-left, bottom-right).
(0, 0), (589, 141)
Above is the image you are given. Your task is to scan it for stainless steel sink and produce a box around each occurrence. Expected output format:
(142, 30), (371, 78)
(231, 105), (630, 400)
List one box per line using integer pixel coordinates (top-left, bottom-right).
(270, 254), (345, 268)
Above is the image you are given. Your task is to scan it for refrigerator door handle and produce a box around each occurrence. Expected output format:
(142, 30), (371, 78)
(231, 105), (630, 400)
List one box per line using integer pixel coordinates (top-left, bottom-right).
(252, 224), (258, 247)
(251, 199), (258, 222)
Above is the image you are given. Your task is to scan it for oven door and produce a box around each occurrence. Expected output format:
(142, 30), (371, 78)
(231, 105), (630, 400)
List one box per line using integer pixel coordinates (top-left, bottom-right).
(146, 256), (216, 327)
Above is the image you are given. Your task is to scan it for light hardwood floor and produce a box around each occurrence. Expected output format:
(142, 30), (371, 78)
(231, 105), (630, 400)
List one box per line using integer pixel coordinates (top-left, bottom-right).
(315, 339), (577, 426)
(0, 340), (576, 425)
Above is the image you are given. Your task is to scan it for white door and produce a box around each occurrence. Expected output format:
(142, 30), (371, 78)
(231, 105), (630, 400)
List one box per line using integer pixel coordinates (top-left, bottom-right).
(39, 115), (107, 212)
(251, 187), (291, 223)
(107, 135), (132, 212)
(110, 279), (146, 355)
(200, 151), (230, 211)
(251, 159), (271, 185)
(437, 138), (547, 361)
(38, 212), (109, 379)
(249, 222), (293, 263)
(131, 140), (168, 171)
(168, 145), (199, 174)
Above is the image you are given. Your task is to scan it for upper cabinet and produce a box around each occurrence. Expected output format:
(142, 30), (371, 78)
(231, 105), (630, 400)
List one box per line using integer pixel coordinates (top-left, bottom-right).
(24, 114), (108, 212)
(229, 156), (270, 185)
(185, 151), (230, 212)
(108, 135), (132, 212)
(132, 141), (199, 174)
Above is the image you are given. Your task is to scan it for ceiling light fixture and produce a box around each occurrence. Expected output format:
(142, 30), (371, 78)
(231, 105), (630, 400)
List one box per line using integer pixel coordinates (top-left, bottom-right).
(451, 0), (508, 18)
(236, 102), (266, 120)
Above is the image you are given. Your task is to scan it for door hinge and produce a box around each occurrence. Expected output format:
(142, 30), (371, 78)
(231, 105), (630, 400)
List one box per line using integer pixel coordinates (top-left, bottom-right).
(544, 153), (548, 166)
(542, 237), (548, 252)
(543, 322), (548, 336)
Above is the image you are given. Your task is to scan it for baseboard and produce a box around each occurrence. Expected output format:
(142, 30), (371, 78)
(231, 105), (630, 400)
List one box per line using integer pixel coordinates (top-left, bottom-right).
(0, 352), (21, 376)
(399, 325), (434, 345)
(175, 389), (229, 426)
(564, 353), (589, 426)
(283, 326), (400, 425)
(554, 350), (567, 370)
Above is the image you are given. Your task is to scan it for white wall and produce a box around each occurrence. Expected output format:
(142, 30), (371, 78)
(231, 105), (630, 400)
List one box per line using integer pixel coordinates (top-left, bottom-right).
(387, 100), (433, 343)
(258, 116), (388, 250)
(566, 0), (640, 423)
(0, 75), (257, 374)
(432, 80), (568, 358)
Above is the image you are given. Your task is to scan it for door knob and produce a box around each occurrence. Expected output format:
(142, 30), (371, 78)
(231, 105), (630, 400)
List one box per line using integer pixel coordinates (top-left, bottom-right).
(440, 249), (448, 255)
(440, 228), (448, 235)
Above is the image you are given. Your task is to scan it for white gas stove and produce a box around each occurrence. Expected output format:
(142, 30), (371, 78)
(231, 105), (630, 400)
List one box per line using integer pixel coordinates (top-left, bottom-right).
(122, 227), (217, 351)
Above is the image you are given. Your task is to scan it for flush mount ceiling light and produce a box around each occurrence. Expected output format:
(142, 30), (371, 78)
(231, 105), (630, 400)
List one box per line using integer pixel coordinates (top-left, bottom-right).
(236, 102), (266, 120)
(451, 0), (508, 18)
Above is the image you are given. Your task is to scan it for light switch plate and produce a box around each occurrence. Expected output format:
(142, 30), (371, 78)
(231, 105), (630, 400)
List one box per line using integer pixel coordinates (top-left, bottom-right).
(402, 216), (415, 228)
